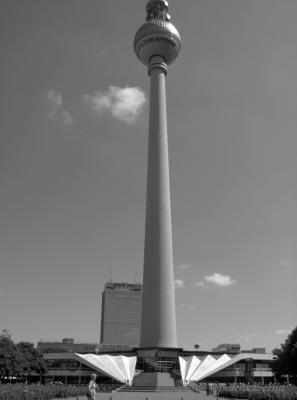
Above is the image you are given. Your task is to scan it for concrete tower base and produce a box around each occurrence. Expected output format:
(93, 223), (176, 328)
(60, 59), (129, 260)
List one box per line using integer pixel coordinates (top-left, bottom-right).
(115, 350), (198, 400)
(127, 348), (183, 389)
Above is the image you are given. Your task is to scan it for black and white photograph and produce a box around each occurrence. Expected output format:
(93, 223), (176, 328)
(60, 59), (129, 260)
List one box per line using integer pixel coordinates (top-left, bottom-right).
(1, 1), (296, 398)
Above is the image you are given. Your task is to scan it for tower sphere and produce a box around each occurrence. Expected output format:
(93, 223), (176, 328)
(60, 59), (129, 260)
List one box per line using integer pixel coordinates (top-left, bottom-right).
(134, 1), (181, 67)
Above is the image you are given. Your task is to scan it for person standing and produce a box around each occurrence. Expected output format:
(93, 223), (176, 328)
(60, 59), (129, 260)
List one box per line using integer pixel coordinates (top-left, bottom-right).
(87, 374), (98, 400)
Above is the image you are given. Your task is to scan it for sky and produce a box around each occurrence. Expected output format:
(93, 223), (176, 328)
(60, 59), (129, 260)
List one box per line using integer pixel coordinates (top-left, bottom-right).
(0, 0), (296, 353)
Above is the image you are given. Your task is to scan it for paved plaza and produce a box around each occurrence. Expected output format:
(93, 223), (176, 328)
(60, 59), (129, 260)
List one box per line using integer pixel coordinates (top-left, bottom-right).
(62, 392), (216, 400)
(90, 391), (214, 400)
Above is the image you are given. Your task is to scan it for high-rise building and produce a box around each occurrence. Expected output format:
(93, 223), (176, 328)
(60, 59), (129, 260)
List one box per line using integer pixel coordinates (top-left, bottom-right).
(100, 282), (142, 349)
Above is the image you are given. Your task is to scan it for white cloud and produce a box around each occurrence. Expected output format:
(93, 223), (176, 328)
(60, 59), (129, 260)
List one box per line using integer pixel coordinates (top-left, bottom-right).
(205, 272), (236, 287)
(83, 92), (111, 113)
(47, 90), (62, 115)
(177, 264), (191, 270)
(83, 86), (146, 124)
(275, 329), (291, 335)
(174, 279), (185, 289)
(280, 260), (291, 266)
(272, 259), (296, 268)
(196, 272), (236, 287)
(61, 110), (74, 125)
(47, 90), (73, 125)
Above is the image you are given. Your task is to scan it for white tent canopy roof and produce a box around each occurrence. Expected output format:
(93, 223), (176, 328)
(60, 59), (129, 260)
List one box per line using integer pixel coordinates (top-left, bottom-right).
(74, 353), (137, 386)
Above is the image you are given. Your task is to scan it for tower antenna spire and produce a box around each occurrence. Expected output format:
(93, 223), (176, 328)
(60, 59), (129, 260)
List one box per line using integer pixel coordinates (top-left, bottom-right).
(146, 0), (171, 22)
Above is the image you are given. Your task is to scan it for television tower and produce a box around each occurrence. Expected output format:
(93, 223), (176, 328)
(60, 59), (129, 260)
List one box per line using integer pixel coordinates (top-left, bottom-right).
(134, 0), (181, 349)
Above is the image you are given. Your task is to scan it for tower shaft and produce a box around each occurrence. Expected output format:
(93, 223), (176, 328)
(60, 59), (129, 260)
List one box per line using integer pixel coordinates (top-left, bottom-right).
(140, 56), (177, 348)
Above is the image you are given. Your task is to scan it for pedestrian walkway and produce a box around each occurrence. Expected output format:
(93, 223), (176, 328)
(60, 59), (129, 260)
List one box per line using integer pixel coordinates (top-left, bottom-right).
(93, 390), (217, 400)
(53, 390), (219, 400)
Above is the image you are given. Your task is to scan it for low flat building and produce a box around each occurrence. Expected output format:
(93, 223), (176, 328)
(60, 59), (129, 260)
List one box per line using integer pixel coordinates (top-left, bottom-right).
(36, 348), (276, 385)
(37, 338), (97, 354)
(242, 347), (266, 354)
(212, 343), (241, 354)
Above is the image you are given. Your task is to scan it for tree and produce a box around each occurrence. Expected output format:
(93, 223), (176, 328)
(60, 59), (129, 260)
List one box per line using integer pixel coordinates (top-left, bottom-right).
(0, 337), (24, 377)
(16, 342), (47, 377)
(273, 326), (297, 379)
(0, 338), (47, 379)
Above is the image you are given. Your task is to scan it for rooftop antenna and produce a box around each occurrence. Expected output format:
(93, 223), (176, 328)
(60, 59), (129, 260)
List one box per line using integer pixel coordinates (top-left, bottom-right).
(109, 269), (112, 283)
(135, 270), (138, 284)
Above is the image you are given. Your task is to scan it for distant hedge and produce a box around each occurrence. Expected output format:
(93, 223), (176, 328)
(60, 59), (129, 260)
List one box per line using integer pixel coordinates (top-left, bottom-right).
(218, 384), (297, 400)
(0, 383), (88, 400)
